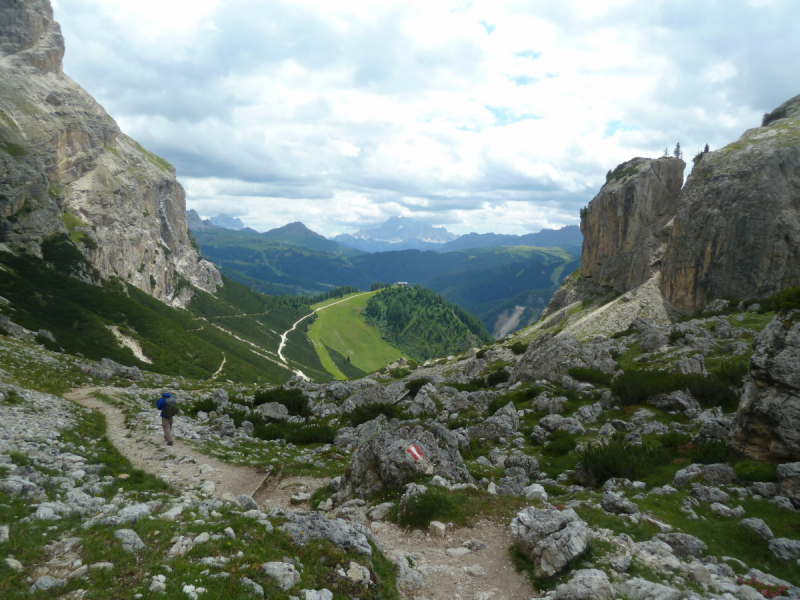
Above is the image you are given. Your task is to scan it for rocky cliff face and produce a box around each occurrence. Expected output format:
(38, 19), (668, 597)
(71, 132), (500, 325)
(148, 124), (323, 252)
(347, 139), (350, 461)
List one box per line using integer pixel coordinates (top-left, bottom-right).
(661, 95), (800, 313)
(732, 312), (800, 463)
(0, 0), (220, 306)
(580, 157), (685, 294)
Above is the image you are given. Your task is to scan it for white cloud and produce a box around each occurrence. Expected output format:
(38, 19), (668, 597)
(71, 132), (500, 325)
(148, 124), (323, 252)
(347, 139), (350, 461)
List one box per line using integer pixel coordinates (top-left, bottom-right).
(52, 0), (800, 237)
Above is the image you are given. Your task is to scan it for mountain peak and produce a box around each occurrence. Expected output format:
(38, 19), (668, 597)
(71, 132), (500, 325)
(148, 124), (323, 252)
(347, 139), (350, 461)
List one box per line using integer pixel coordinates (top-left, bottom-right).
(210, 214), (245, 231)
(333, 216), (457, 252)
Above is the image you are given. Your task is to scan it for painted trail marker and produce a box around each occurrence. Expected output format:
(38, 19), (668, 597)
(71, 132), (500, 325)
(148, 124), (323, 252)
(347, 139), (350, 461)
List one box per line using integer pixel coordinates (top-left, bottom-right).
(407, 444), (424, 461)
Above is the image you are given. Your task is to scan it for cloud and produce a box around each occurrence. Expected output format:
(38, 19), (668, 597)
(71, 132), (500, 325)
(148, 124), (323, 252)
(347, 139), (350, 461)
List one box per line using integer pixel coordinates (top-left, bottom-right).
(52, 0), (800, 237)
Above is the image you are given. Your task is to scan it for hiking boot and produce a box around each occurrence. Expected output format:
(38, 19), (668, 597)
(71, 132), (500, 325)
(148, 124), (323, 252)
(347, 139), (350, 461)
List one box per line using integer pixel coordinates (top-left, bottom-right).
(167, 441), (173, 446)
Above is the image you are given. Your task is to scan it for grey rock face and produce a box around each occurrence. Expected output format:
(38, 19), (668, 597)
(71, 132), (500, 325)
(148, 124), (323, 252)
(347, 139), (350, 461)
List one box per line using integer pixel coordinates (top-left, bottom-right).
(661, 95), (800, 313)
(511, 333), (616, 384)
(504, 455), (540, 478)
(0, 0), (221, 306)
(732, 314), (800, 462)
(702, 463), (737, 486)
(581, 157), (685, 293)
(655, 533), (706, 558)
(333, 423), (470, 502)
(601, 491), (639, 515)
(554, 568), (616, 600)
(690, 484), (730, 504)
(509, 507), (590, 577)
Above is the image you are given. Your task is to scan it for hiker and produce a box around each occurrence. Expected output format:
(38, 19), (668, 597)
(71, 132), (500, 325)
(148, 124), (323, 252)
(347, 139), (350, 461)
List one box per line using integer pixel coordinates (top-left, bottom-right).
(157, 392), (178, 446)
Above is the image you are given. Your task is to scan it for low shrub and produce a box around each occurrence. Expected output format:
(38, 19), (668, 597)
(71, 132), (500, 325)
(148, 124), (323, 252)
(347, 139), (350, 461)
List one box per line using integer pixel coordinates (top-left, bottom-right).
(187, 397), (216, 417)
(611, 326), (637, 339)
(486, 369), (511, 387)
(684, 439), (738, 464)
(450, 378), (486, 393)
(487, 396), (509, 415)
(286, 424), (336, 445)
(716, 361), (749, 387)
(735, 459), (779, 482)
(773, 286), (800, 313)
(611, 369), (738, 409)
(542, 431), (577, 457)
(253, 387), (309, 417)
(349, 403), (409, 427)
(252, 419), (294, 441)
(390, 367), (412, 379)
(2, 390), (22, 405)
(660, 431), (691, 449)
(578, 438), (673, 485)
(510, 341), (529, 355)
(407, 378), (432, 397)
(398, 489), (458, 528)
(668, 330), (686, 343)
(475, 348), (487, 359)
(567, 367), (612, 386)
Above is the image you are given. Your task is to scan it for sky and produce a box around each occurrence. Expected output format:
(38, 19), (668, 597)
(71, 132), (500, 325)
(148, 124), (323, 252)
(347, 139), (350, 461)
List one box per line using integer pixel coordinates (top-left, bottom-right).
(52, 0), (800, 237)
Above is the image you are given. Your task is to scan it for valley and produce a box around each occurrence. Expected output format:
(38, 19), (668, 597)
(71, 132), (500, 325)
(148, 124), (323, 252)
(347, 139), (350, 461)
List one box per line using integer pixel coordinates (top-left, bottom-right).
(1, 3), (800, 600)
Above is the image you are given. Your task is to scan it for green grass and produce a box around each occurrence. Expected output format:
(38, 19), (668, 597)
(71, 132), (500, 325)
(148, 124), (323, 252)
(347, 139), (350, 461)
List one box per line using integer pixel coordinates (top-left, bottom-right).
(308, 291), (407, 375)
(60, 211), (90, 245)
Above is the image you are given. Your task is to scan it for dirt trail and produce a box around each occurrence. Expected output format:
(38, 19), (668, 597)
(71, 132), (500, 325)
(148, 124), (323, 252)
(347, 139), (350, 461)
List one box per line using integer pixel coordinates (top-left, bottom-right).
(64, 387), (266, 497)
(64, 387), (535, 600)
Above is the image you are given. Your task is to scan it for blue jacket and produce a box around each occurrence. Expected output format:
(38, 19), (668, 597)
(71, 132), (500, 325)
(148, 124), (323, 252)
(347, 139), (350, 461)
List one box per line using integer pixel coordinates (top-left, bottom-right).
(156, 395), (169, 418)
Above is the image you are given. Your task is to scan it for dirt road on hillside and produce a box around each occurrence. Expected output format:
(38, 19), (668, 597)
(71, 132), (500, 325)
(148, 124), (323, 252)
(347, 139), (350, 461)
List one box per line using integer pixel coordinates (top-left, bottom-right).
(64, 387), (536, 600)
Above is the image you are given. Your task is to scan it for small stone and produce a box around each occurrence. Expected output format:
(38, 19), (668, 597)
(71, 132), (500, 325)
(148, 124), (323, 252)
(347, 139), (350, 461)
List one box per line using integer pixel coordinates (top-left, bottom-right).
(5, 558), (23, 572)
(68, 565), (89, 579)
(740, 518), (774, 540)
(465, 564), (486, 577)
(149, 580), (167, 593)
(224, 527), (235, 540)
(301, 589), (333, 600)
(261, 562), (301, 591)
(241, 576), (264, 597)
(89, 562), (114, 570)
(114, 529), (146, 553)
(346, 561), (370, 584)
(445, 547), (471, 558)
(290, 492), (312, 505)
(30, 575), (66, 593)
(487, 482), (498, 495)
(0, 525), (9, 543)
(687, 562), (712, 585)
(429, 521), (446, 538)
(193, 532), (210, 545)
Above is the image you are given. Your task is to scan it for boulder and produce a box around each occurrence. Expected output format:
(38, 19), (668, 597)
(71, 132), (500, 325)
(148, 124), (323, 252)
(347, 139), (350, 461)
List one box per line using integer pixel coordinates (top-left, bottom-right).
(777, 462), (800, 508)
(509, 507), (590, 577)
(511, 333), (616, 384)
(614, 577), (682, 600)
(236, 494), (259, 511)
(701, 463), (736, 486)
(554, 568), (616, 600)
(655, 533), (706, 558)
(690, 484), (729, 504)
(30, 576), (66, 594)
(674, 354), (706, 375)
(649, 390), (701, 417)
(277, 511), (373, 556)
(740, 518), (774, 540)
(391, 551), (423, 593)
(255, 402), (290, 421)
(468, 402), (519, 440)
(114, 529), (146, 553)
(732, 314), (800, 462)
(99, 358), (143, 381)
(261, 562), (301, 591)
(333, 423), (471, 502)
(601, 491), (639, 515)
(768, 538), (800, 561)
(504, 455), (540, 478)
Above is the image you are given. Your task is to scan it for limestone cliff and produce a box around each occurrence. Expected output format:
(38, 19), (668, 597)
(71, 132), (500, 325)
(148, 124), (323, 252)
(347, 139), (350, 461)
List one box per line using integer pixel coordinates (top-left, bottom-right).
(0, 0), (221, 306)
(660, 95), (800, 313)
(580, 157), (685, 294)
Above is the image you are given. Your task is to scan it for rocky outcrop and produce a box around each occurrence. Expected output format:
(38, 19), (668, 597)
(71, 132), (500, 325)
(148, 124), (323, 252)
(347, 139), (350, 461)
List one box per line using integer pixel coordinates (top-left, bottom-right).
(580, 157), (685, 293)
(731, 312), (800, 462)
(0, 0), (220, 306)
(661, 95), (800, 313)
(509, 507), (590, 577)
(332, 422), (471, 503)
(511, 333), (616, 383)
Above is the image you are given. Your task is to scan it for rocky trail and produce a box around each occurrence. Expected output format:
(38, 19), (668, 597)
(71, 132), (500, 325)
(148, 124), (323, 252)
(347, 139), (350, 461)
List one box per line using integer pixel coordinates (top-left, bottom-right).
(64, 387), (536, 600)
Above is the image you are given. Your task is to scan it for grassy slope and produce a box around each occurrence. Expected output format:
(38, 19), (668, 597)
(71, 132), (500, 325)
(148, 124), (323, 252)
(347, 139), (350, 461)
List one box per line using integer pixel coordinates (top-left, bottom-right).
(308, 292), (407, 376)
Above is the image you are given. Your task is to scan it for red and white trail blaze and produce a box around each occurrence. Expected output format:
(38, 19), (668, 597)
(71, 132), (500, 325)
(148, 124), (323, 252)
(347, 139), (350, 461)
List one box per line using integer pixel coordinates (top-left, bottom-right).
(406, 444), (424, 461)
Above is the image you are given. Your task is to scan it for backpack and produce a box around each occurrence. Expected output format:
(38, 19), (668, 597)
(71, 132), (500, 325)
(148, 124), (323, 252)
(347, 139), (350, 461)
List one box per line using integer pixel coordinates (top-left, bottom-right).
(162, 395), (178, 418)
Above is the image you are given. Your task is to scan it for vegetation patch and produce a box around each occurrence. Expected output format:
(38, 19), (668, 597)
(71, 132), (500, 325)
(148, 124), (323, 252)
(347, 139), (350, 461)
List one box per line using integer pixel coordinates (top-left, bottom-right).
(611, 368), (738, 410)
(253, 387), (310, 417)
(567, 366), (612, 386)
(349, 402), (411, 427)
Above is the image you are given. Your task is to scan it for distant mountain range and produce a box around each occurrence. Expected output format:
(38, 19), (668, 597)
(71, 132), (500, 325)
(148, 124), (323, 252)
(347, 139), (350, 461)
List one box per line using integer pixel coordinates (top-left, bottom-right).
(333, 215), (458, 252)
